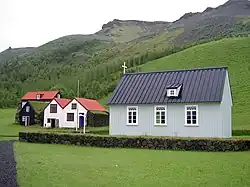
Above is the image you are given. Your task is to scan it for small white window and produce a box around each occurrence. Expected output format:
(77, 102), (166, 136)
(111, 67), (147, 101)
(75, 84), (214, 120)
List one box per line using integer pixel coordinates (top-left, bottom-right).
(22, 116), (26, 122)
(26, 106), (30, 112)
(167, 89), (177, 97)
(71, 103), (77, 109)
(36, 94), (40, 100)
(127, 106), (138, 125)
(170, 90), (175, 96)
(155, 106), (167, 125)
(185, 105), (198, 126)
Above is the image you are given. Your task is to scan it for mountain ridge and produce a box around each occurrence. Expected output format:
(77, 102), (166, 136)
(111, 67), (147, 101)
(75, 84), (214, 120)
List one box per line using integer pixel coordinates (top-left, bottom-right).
(1, 0), (250, 108)
(1, 0), (250, 55)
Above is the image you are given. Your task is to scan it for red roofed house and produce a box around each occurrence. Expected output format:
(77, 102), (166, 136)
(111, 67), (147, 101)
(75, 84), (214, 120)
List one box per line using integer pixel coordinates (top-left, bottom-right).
(43, 97), (109, 128)
(21, 90), (61, 108)
(17, 90), (61, 126)
(43, 98), (71, 128)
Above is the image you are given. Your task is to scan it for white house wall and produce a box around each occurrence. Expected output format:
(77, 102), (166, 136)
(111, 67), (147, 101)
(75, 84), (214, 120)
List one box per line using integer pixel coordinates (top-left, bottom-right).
(220, 71), (232, 137)
(109, 103), (225, 138)
(43, 100), (63, 128)
(63, 99), (88, 128)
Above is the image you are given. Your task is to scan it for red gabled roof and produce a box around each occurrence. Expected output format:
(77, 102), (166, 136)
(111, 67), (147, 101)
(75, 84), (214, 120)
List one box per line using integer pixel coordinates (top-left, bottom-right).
(54, 98), (71, 108)
(75, 98), (107, 112)
(21, 90), (60, 100)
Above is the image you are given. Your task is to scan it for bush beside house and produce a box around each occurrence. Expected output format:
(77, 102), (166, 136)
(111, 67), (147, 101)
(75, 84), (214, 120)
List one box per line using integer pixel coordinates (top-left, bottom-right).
(19, 132), (250, 152)
(87, 111), (109, 127)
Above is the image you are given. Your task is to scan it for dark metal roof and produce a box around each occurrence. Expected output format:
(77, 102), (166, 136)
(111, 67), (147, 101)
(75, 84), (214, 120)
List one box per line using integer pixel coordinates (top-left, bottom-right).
(107, 67), (228, 105)
(166, 83), (182, 89)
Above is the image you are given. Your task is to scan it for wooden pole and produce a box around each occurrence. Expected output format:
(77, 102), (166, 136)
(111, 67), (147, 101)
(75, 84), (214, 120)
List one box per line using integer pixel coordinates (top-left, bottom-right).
(76, 80), (80, 131)
(77, 80), (80, 97)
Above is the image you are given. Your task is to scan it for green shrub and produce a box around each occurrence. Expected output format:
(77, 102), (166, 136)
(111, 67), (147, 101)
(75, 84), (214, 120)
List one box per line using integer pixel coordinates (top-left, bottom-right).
(19, 132), (250, 152)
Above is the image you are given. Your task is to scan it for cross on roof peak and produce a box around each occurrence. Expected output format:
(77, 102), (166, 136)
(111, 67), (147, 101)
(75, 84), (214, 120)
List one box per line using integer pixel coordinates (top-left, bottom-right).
(122, 62), (127, 74)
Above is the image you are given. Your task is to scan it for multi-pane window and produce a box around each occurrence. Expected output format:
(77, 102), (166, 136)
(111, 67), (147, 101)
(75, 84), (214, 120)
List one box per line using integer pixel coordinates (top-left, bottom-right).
(167, 89), (177, 97)
(155, 106), (167, 125)
(67, 113), (74, 121)
(50, 104), (57, 113)
(26, 106), (30, 112)
(127, 107), (138, 125)
(185, 105), (198, 125)
(71, 103), (77, 109)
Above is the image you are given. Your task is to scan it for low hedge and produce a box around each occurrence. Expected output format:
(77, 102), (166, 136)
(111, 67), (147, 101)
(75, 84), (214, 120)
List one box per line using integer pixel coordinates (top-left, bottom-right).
(19, 132), (250, 152)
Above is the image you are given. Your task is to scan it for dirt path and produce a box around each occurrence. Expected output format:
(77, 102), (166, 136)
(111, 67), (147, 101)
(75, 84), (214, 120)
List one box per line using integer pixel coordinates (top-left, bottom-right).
(0, 141), (18, 187)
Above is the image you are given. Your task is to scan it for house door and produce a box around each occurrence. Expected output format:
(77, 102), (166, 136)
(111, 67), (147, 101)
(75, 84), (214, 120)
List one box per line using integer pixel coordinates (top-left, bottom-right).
(24, 116), (30, 126)
(55, 119), (59, 128)
(79, 116), (84, 128)
(51, 119), (56, 128)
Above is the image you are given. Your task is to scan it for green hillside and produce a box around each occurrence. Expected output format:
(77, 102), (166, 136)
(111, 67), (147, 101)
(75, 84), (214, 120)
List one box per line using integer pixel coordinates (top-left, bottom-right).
(133, 37), (250, 130)
(0, 47), (37, 63)
(1, 0), (250, 109)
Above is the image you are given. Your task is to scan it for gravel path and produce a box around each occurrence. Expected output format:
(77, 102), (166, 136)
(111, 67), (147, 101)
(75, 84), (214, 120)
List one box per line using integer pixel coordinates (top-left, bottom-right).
(0, 141), (18, 187)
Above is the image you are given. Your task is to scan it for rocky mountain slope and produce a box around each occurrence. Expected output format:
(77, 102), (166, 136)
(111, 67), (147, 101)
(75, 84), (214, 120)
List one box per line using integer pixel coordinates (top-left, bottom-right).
(0, 0), (250, 107)
(0, 47), (37, 64)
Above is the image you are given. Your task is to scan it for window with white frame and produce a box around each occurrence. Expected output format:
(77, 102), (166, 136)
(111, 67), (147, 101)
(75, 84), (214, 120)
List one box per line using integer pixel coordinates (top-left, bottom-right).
(155, 106), (167, 125)
(127, 106), (138, 125)
(25, 106), (30, 112)
(36, 94), (40, 100)
(67, 113), (74, 121)
(167, 89), (177, 97)
(185, 105), (198, 125)
(71, 103), (77, 110)
(170, 90), (175, 96)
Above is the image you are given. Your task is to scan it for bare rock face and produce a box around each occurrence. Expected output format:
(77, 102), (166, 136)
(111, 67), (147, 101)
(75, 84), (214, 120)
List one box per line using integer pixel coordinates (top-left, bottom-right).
(203, 7), (214, 13)
(217, 0), (250, 16)
(96, 19), (170, 42)
(101, 19), (169, 30)
(177, 12), (201, 21)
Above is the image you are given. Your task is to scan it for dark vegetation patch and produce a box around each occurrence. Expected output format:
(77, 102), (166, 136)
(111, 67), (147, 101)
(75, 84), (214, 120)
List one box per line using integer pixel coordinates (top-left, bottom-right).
(19, 132), (250, 152)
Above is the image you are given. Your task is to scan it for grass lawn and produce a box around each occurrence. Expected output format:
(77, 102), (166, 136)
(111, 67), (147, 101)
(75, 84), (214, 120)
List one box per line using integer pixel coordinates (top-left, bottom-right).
(14, 142), (250, 187)
(0, 109), (108, 141)
(1, 108), (250, 186)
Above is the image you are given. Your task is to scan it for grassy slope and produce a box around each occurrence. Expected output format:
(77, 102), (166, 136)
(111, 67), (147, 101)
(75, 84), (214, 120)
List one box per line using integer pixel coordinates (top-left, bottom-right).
(14, 142), (250, 187)
(134, 37), (250, 130)
(1, 17), (250, 107)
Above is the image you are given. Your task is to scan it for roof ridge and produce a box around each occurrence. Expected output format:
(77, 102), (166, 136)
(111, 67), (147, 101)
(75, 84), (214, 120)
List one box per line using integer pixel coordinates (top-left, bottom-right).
(124, 66), (228, 76)
(27, 90), (59, 92)
(55, 98), (71, 100)
(75, 97), (97, 101)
